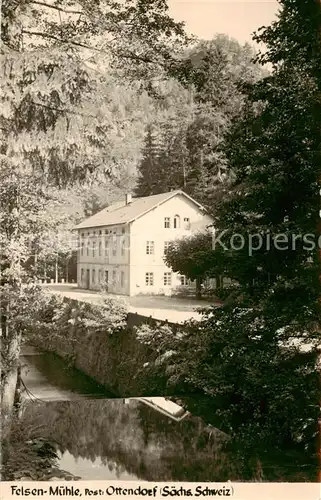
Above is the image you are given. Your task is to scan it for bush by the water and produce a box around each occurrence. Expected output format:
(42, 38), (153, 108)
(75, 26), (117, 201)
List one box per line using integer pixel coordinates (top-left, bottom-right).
(134, 305), (319, 480)
(25, 291), (127, 338)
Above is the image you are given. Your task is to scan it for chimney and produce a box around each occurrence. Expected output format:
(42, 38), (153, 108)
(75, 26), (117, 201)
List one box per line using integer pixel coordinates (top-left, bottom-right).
(125, 193), (132, 205)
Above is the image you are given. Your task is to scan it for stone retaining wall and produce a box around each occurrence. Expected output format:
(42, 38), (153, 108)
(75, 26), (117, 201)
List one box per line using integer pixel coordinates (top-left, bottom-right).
(29, 298), (175, 397)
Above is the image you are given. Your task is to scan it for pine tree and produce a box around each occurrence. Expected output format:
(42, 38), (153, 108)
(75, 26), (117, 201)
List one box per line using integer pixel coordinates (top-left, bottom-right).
(156, 115), (189, 191)
(135, 35), (263, 207)
(183, 36), (261, 209)
(135, 78), (194, 196)
(135, 123), (163, 196)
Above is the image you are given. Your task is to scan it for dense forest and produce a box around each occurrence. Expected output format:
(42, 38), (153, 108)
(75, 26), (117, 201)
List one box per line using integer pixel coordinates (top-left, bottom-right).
(15, 33), (264, 283)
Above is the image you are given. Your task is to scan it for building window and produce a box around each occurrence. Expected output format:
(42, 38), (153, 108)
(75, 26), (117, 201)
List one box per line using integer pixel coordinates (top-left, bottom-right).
(112, 238), (117, 256)
(81, 268), (84, 281)
(121, 271), (125, 288)
(146, 241), (154, 255)
(122, 227), (125, 234)
(173, 215), (180, 229)
(164, 217), (170, 228)
(184, 217), (191, 230)
(112, 270), (117, 286)
(105, 237), (109, 256)
(99, 241), (102, 256)
(81, 241), (84, 256)
(145, 272), (154, 286)
(164, 241), (170, 254)
(98, 269), (103, 283)
(180, 275), (189, 286)
(92, 240), (96, 257)
(121, 238), (125, 256)
(164, 272), (172, 286)
(92, 269), (96, 284)
(86, 241), (89, 256)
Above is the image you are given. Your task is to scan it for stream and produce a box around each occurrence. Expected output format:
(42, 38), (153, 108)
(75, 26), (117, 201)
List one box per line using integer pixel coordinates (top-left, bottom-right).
(20, 345), (115, 401)
(17, 345), (231, 482)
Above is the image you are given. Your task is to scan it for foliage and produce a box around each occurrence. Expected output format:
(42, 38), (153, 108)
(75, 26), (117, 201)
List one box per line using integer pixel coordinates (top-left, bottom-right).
(2, 415), (81, 481)
(1, 51), (154, 186)
(0, 0), (190, 421)
(135, 306), (318, 480)
(135, 122), (168, 196)
(135, 35), (264, 208)
(1, 0), (190, 182)
(163, 230), (232, 297)
(134, 77), (193, 196)
(25, 290), (128, 337)
(1, 284), (44, 336)
(135, 0), (321, 474)
(0, 159), (49, 281)
(0, 0), (190, 282)
(163, 231), (221, 284)
(137, 307), (318, 442)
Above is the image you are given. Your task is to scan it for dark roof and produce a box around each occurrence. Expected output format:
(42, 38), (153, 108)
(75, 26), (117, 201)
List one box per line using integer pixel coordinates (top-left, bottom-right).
(74, 190), (205, 230)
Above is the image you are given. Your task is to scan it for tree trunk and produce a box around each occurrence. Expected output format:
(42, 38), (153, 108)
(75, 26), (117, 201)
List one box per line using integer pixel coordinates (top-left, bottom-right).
(183, 162), (186, 189)
(1, 353), (23, 481)
(254, 458), (264, 482)
(44, 260), (47, 281)
(196, 277), (202, 299)
(1, 325), (21, 442)
(65, 257), (69, 283)
(34, 247), (38, 276)
(55, 255), (58, 283)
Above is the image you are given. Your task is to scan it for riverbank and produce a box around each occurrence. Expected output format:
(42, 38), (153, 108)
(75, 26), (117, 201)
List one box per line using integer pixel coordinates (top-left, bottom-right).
(26, 293), (174, 396)
(2, 423), (81, 481)
(4, 344), (315, 483)
(3, 345), (231, 482)
(20, 346), (115, 401)
(18, 292), (316, 482)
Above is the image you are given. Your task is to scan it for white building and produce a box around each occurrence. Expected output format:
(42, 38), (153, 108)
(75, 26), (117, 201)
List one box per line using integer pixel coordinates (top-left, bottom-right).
(74, 190), (213, 296)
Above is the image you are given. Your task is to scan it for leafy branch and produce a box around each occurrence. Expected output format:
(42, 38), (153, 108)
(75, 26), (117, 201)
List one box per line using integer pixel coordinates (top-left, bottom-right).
(30, 1), (83, 15)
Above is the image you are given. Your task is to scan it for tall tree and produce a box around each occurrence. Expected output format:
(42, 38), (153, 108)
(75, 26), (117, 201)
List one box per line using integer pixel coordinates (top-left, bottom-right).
(182, 35), (263, 207)
(135, 76), (194, 196)
(214, 0), (321, 462)
(137, 1), (321, 477)
(135, 35), (263, 208)
(135, 123), (163, 196)
(0, 0), (190, 444)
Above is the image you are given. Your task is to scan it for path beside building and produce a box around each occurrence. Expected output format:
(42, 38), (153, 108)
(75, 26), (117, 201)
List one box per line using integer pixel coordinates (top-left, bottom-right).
(44, 284), (219, 324)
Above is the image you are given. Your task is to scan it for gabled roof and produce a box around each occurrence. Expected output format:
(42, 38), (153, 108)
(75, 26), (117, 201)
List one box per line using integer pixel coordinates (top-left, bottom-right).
(74, 190), (206, 230)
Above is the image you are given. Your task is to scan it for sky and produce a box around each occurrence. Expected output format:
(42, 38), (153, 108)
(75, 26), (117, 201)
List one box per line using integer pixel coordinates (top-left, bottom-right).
(167, 0), (280, 46)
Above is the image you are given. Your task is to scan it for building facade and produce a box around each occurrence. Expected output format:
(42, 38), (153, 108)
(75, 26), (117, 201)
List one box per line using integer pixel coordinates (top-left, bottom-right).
(75, 190), (213, 296)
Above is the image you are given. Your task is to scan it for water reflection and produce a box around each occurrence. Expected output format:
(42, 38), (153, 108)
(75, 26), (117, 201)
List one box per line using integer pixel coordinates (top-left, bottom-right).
(58, 451), (139, 481)
(20, 399), (234, 481)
